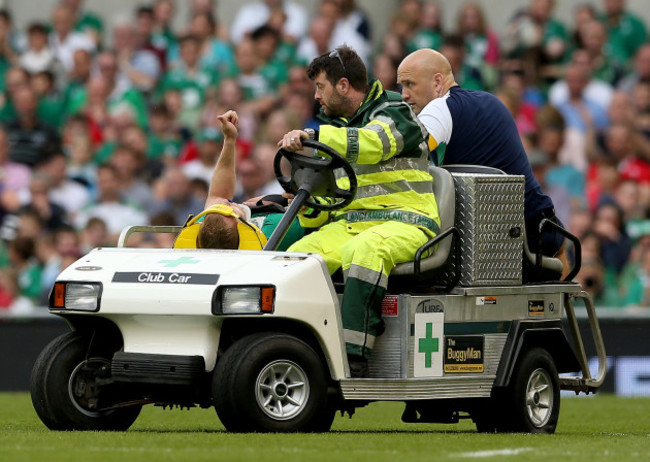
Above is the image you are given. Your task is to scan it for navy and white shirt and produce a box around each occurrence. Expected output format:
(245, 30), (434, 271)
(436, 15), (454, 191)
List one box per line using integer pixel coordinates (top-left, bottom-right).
(418, 86), (553, 220)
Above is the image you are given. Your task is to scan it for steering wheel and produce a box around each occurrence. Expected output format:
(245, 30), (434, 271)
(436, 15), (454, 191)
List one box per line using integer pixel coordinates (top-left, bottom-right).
(274, 138), (357, 211)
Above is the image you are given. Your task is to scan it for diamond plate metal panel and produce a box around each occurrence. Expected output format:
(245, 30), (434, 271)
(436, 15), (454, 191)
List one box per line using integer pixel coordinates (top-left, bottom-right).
(446, 173), (524, 286)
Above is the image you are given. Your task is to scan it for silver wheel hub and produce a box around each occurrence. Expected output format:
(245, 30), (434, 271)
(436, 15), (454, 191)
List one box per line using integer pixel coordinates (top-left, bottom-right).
(525, 368), (553, 427)
(256, 360), (310, 420)
(68, 358), (112, 417)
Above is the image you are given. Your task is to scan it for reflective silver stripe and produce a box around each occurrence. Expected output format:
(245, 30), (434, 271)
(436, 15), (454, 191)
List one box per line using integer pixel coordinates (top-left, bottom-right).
(337, 210), (440, 234)
(374, 114), (404, 159)
(365, 123), (392, 156)
(416, 118), (430, 158)
(419, 140), (429, 158)
(355, 180), (433, 199)
(354, 156), (429, 175)
(344, 264), (388, 289)
(344, 328), (376, 349)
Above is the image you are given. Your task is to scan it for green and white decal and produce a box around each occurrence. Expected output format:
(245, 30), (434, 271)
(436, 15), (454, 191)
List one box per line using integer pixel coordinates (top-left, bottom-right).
(414, 312), (444, 377)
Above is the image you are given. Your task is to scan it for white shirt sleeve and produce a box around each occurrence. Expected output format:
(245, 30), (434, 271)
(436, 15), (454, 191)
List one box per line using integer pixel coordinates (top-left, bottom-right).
(417, 94), (453, 148)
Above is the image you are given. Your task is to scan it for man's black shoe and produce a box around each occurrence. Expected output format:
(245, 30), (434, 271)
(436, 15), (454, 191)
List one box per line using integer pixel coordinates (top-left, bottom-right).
(348, 355), (369, 378)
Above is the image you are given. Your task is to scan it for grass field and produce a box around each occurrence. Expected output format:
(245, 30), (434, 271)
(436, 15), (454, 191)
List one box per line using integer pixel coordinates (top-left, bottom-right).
(1, 393), (648, 462)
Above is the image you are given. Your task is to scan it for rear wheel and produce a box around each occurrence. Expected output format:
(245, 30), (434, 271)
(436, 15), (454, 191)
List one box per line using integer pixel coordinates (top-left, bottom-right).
(473, 347), (560, 434)
(30, 332), (141, 431)
(212, 332), (335, 432)
(506, 348), (560, 433)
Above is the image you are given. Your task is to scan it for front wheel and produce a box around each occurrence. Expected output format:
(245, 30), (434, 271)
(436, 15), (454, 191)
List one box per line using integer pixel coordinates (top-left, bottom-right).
(30, 332), (141, 431)
(212, 332), (336, 432)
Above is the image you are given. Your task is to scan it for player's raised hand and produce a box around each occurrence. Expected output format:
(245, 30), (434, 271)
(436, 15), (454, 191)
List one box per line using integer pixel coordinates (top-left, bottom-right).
(217, 110), (239, 140)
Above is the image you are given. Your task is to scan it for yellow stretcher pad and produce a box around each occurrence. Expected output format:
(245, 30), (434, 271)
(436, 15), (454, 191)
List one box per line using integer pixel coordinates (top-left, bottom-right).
(173, 204), (267, 250)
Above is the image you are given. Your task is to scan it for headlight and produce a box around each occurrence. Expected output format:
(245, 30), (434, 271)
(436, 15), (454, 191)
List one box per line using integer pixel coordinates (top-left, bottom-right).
(213, 286), (275, 315)
(50, 282), (102, 312)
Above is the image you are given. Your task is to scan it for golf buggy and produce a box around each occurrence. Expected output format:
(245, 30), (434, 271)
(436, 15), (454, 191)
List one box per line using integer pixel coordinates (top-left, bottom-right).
(31, 140), (606, 434)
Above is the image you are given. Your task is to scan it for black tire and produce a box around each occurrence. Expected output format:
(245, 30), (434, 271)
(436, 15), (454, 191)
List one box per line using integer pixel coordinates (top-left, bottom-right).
(212, 332), (335, 433)
(506, 347), (560, 433)
(471, 406), (502, 433)
(473, 348), (560, 434)
(30, 332), (141, 431)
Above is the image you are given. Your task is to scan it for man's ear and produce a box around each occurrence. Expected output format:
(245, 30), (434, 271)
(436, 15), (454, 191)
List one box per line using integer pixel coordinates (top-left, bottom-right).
(337, 77), (350, 94)
(433, 73), (444, 97)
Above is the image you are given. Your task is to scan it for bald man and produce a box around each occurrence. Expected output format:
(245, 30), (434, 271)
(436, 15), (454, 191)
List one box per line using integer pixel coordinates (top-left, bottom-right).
(398, 48), (566, 268)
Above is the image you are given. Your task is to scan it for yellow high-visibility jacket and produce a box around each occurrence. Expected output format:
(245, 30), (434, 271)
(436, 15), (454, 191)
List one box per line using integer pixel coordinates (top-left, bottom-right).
(300, 80), (440, 238)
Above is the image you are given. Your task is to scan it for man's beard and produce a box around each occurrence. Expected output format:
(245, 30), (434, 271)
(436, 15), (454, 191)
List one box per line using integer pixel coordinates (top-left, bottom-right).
(323, 89), (352, 118)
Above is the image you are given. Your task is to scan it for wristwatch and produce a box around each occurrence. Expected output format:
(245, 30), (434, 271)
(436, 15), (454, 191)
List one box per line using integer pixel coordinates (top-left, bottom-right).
(304, 128), (318, 140)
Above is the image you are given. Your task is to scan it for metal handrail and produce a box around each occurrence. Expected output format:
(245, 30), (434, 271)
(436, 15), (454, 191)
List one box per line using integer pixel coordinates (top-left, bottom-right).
(537, 218), (582, 282)
(560, 290), (607, 392)
(413, 227), (461, 290)
(117, 225), (184, 248)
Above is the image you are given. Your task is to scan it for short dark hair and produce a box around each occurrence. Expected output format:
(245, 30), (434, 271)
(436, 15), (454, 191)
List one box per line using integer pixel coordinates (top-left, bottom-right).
(307, 45), (369, 93)
(196, 213), (239, 249)
(442, 34), (465, 50)
(35, 149), (66, 168)
(251, 25), (280, 42)
(178, 34), (200, 47)
(27, 22), (48, 36)
(97, 162), (119, 178)
(10, 236), (35, 260)
(136, 6), (154, 17)
(193, 12), (216, 34)
(0, 9), (12, 24)
(34, 70), (55, 86)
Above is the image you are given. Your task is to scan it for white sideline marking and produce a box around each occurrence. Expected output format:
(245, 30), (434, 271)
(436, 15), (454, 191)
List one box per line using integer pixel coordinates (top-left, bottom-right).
(455, 447), (533, 458)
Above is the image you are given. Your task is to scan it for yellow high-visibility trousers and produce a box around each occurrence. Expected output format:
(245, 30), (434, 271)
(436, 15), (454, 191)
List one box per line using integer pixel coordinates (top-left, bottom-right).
(289, 219), (430, 356)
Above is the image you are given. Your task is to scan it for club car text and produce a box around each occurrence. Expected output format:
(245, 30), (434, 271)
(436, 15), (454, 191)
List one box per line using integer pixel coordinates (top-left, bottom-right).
(112, 272), (219, 285)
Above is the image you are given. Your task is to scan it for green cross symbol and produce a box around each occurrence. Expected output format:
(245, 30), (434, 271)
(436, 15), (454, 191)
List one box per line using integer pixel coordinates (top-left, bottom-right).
(418, 323), (439, 368)
(158, 256), (200, 267)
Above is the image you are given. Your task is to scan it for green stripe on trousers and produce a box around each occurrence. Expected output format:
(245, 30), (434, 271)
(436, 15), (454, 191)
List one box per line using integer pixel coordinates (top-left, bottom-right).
(342, 276), (387, 356)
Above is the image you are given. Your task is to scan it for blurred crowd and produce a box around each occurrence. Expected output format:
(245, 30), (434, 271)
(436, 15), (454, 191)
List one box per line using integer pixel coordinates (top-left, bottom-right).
(0, 0), (649, 312)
